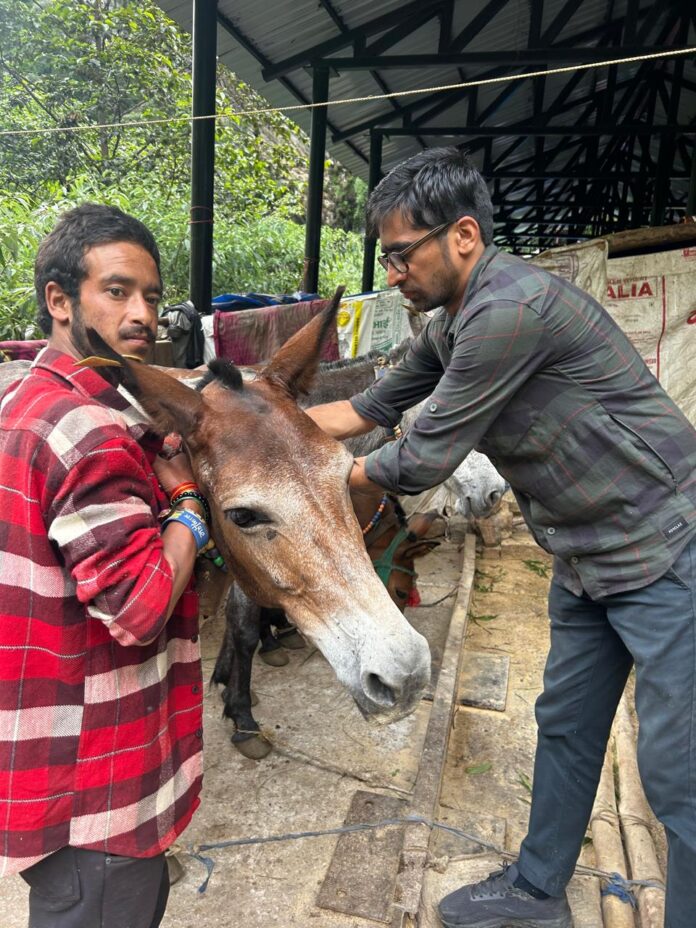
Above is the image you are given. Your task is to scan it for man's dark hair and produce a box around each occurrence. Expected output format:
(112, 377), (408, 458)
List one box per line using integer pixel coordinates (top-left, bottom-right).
(366, 147), (494, 245)
(34, 203), (162, 335)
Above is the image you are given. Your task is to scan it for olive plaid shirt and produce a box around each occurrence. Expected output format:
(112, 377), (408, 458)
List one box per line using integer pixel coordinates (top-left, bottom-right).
(351, 246), (696, 598)
(0, 349), (202, 876)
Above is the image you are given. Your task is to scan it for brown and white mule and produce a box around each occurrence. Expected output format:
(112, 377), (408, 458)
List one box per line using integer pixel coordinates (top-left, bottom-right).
(85, 293), (431, 728)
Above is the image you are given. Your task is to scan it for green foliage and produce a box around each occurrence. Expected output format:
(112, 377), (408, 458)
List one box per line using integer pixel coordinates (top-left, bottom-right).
(522, 559), (550, 578)
(0, 181), (381, 338)
(0, 0), (376, 339)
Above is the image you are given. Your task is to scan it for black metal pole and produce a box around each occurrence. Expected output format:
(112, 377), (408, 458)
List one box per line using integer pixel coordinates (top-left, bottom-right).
(189, 0), (217, 315)
(302, 67), (329, 294)
(688, 143), (696, 218)
(361, 130), (383, 293)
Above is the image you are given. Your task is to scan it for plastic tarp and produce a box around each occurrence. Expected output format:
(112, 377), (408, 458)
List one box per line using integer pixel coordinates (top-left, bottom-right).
(604, 246), (696, 425)
(335, 289), (415, 358)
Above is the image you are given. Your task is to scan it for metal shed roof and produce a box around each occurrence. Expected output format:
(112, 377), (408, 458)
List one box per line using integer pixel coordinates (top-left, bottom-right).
(155, 0), (695, 253)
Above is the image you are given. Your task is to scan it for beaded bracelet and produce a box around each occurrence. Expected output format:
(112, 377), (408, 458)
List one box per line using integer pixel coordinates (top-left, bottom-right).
(171, 489), (211, 525)
(161, 508), (210, 551)
(362, 493), (389, 536)
(200, 542), (228, 572)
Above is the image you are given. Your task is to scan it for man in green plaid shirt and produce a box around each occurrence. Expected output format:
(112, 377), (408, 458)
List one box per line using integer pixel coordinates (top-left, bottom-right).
(309, 147), (696, 928)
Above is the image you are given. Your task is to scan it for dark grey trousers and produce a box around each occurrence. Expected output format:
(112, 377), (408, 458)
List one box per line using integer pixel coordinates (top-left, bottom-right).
(518, 535), (696, 928)
(21, 846), (169, 928)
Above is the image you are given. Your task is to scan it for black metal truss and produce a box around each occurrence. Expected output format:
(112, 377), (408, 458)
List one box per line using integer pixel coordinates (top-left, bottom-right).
(243, 0), (696, 251)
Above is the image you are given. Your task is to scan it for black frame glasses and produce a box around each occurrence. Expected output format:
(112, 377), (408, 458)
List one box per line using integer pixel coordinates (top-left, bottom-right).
(378, 221), (452, 274)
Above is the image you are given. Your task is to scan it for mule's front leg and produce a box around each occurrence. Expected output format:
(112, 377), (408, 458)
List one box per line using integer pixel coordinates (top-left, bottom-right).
(222, 585), (273, 759)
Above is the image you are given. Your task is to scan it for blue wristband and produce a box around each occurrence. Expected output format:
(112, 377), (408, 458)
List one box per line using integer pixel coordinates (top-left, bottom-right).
(162, 508), (210, 551)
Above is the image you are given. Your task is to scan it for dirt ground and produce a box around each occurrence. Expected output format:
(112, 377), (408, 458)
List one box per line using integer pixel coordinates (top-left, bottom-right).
(420, 521), (667, 928)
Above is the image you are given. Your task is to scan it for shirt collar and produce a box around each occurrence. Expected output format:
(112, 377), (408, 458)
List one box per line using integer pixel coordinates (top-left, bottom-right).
(32, 347), (158, 448)
(459, 244), (499, 311)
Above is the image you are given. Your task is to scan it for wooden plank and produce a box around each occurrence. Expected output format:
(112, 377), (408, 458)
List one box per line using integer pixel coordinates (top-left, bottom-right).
(316, 790), (408, 923)
(391, 533), (477, 926)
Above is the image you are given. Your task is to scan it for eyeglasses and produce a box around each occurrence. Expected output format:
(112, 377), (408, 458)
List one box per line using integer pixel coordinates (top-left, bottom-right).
(378, 221), (452, 274)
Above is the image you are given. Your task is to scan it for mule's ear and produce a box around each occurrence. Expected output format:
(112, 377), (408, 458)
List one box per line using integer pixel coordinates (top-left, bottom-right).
(81, 328), (204, 438)
(261, 286), (345, 398)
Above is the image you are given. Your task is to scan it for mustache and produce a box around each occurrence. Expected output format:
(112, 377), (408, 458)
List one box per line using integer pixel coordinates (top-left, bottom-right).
(120, 326), (156, 344)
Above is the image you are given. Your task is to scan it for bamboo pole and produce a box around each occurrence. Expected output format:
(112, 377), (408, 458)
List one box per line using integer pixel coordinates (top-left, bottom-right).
(590, 744), (636, 928)
(614, 697), (666, 928)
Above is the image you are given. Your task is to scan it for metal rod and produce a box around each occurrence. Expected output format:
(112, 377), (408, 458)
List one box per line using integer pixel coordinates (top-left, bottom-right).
(302, 68), (330, 294)
(189, 0), (217, 317)
(378, 124), (693, 137)
(688, 143), (696, 216)
(361, 131), (383, 293)
(323, 46), (692, 68)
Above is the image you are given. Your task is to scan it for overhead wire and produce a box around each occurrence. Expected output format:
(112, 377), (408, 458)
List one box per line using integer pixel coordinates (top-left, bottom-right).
(0, 46), (694, 139)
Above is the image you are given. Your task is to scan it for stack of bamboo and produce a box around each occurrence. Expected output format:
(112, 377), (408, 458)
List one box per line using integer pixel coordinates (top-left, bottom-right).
(589, 695), (665, 928)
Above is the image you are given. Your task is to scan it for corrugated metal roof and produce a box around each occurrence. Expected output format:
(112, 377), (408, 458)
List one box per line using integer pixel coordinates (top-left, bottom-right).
(153, 0), (696, 246)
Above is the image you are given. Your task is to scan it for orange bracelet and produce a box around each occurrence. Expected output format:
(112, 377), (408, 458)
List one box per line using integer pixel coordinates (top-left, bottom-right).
(169, 481), (199, 500)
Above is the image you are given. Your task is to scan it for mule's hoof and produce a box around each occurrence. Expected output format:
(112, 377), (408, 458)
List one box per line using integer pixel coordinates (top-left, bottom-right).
(277, 628), (306, 650)
(250, 688), (259, 707)
(231, 731), (273, 759)
(259, 647), (289, 666)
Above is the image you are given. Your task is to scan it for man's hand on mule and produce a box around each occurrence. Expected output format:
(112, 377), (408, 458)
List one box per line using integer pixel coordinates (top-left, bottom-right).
(153, 434), (196, 497)
(349, 456), (383, 496)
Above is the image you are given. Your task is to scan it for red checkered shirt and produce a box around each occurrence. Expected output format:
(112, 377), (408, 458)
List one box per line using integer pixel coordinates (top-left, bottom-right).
(0, 348), (203, 876)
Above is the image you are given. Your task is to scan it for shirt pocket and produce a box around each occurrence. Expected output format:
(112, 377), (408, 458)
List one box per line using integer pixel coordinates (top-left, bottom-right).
(497, 402), (659, 543)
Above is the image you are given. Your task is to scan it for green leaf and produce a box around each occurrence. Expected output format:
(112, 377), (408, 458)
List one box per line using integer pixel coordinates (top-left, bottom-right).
(465, 762), (492, 775)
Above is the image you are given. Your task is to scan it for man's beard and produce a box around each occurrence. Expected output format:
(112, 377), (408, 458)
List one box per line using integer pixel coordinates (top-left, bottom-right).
(406, 265), (461, 313)
(69, 299), (155, 360)
(68, 300), (95, 359)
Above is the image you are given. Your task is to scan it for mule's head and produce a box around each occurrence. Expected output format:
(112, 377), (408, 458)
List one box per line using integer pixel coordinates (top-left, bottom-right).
(357, 495), (440, 610)
(88, 292), (430, 723)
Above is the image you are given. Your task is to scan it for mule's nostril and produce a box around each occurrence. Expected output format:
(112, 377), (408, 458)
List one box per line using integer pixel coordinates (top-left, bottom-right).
(363, 673), (398, 708)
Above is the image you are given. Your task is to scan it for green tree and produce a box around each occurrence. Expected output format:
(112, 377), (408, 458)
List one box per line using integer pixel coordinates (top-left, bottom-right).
(0, 0), (379, 339)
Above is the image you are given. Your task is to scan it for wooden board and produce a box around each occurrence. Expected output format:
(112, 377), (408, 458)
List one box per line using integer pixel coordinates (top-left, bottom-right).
(316, 789), (408, 923)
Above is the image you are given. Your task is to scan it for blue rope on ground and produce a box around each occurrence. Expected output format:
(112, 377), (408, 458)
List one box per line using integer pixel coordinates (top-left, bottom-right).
(601, 872), (638, 907)
(186, 816), (667, 895)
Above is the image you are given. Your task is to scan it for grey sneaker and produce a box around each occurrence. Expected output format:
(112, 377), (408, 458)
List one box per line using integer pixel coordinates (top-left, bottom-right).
(438, 863), (573, 928)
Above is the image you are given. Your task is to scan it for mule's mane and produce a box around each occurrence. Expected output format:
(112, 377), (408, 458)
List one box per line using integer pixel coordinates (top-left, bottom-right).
(319, 336), (411, 372)
(197, 358), (244, 393)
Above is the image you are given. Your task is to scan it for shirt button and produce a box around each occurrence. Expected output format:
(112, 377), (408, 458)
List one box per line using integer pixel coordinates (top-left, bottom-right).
(192, 685), (200, 694)
(547, 527), (556, 535)
(191, 634), (199, 643)
(195, 728), (203, 739)
(429, 402), (438, 412)
(571, 556), (579, 564)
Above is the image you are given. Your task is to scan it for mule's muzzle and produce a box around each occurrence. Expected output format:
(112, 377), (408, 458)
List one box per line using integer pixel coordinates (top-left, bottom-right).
(356, 660), (430, 724)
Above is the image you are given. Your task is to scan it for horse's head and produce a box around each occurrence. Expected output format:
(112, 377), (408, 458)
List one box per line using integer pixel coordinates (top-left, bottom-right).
(88, 292), (430, 724)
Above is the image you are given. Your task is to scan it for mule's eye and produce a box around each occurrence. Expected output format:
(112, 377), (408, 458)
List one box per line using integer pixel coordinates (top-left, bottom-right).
(225, 508), (268, 528)
(394, 588), (408, 601)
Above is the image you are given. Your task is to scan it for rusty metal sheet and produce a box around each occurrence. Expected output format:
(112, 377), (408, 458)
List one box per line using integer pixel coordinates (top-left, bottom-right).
(458, 651), (510, 712)
(316, 789), (407, 923)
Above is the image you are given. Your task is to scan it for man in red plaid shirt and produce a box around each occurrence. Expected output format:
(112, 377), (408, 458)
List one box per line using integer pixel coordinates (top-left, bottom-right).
(0, 204), (209, 927)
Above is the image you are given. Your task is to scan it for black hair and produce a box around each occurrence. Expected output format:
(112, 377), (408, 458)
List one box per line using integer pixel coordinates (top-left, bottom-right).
(34, 203), (162, 335)
(366, 147), (494, 245)
(198, 359), (244, 393)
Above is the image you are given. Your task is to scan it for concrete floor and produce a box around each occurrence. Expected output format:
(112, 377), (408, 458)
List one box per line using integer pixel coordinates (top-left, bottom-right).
(0, 538), (462, 928)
